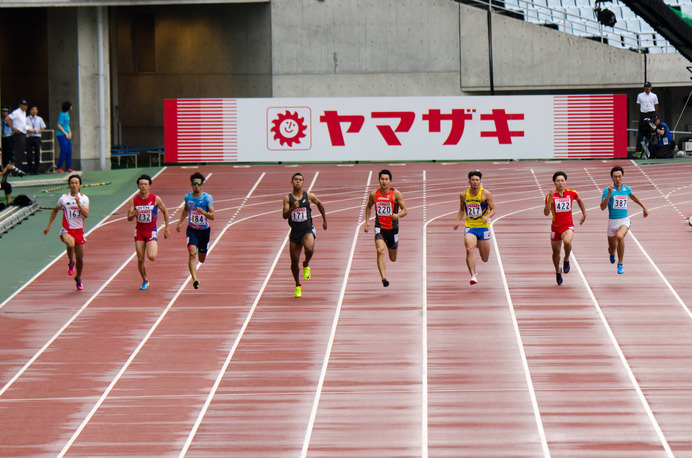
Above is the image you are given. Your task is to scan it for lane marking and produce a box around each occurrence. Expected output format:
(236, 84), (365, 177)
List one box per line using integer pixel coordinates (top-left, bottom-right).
(300, 171), (372, 458)
(632, 162), (685, 218)
(57, 173), (265, 457)
(421, 169), (428, 458)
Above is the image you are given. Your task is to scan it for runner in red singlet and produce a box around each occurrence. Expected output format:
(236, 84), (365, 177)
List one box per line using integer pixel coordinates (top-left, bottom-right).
(544, 171), (586, 285)
(43, 174), (89, 290)
(364, 169), (407, 287)
(127, 174), (170, 290)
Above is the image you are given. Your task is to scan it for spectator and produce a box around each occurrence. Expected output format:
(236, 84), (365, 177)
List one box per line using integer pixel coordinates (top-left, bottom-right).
(650, 115), (675, 159)
(25, 105), (46, 175)
(1, 106), (13, 167)
(1, 162), (22, 207)
(4, 99), (28, 171)
(56, 101), (73, 173)
(635, 82), (658, 153)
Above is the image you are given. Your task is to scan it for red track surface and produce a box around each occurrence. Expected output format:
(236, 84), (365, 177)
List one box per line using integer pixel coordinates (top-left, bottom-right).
(1, 161), (692, 456)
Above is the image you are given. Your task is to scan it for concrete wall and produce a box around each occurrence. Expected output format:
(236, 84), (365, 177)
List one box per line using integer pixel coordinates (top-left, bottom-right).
(113, 2), (272, 147)
(270, 0), (463, 97)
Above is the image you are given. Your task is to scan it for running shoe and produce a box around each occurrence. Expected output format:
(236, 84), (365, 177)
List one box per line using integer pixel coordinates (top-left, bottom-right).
(609, 254), (616, 264)
(382, 278), (390, 287)
(303, 266), (311, 281)
(193, 280), (200, 289)
(294, 285), (302, 298)
(56, 168), (64, 173)
(470, 275), (478, 285)
(140, 281), (149, 290)
(563, 260), (570, 274)
(617, 264), (624, 275)
(75, 279), (83, 291)
(556, 272), (563, 285)
(68, 262), (75, 276)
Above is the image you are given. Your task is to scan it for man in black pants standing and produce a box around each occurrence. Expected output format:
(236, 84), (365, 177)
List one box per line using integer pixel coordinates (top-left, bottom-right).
(635, 82), (658, 154)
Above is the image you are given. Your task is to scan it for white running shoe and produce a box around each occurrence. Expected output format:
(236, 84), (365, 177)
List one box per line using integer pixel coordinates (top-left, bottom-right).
(470, 275), (478, 285)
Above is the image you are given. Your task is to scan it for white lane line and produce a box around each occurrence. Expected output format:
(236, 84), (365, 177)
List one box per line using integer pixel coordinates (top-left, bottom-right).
(530, 168), (545, 195)
(569, 252), (674, 457)
(0, 167), (169, 311)
(490, 210), (551, 458)
(57, 173), (265, 457)
(632, 162), (685, 218)
(180, 172), (320, 457)
(300, 171), (372, 458)
(421, 169), (428, 458)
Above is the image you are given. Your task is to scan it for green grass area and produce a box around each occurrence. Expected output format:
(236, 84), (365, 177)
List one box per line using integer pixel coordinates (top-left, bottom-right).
(0, 167), (162, 304)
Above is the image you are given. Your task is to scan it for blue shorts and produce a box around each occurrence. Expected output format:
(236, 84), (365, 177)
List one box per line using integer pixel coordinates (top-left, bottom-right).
(465, 226), (490, 241)
(186, 226), (211, 253)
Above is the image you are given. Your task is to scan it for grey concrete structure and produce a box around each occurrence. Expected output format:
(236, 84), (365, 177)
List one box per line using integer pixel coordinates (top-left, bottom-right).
(1, 0), (691, 169)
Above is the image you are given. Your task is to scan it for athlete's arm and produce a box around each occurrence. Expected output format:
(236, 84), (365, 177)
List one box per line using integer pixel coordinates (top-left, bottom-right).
(453, 193), (466, 230)
(576, 196), (587, 225)
(363, 191), (375, 232)
(127, 199), (137, 221)
(282, 195), (292, 220)
(176, 205), (188, 233)
(309, 193), (327, 230)
(156, 196), (171, 239)
(203, 205), (215, 221)
(600, 186), (613, 211)
(392, 190), (407, 221)
(43, 205), (61, 235)
(75, 194), (89, 219)
(482, 190), (496, 224)
(543, 192), (553, 216)
(630, 193), (649, 218)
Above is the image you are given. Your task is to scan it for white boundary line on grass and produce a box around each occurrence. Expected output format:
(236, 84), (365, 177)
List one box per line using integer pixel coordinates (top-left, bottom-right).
(0, 168), (168, 311)
(58, 172), (265, 457)
(299, 171), (371, 458)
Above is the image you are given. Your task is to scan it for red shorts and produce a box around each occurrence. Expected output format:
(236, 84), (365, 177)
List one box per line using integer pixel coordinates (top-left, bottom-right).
(134, 228), (158, 243)
(550, 224), (574, 242)
(60, 227), (86, 245)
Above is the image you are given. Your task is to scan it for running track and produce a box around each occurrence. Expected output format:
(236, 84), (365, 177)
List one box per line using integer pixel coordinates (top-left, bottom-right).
(1, 161), (692, 457)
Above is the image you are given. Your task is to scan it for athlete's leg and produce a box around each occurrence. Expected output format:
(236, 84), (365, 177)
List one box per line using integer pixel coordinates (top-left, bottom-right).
(387, 247), (398, 262)
(464, 232), (478, 276)
(375, 238), (388, 280)
(301, 232), (316, 267)
(550, 239), (562, 273)
(61, 233), (76, 265)
(146, 240), (159, 261)
(135, 240), (148, 282)
(477, 239), (491, 263)
(188, 244), (198, 281)
(289, 241), (303, 286)
(562, 229), (574, 259)
(74, 244), (85, 280)
(615, 225), (629, 264)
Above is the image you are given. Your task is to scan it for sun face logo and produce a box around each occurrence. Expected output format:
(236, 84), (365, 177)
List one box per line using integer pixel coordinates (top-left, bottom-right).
(270, 111), (308, 147)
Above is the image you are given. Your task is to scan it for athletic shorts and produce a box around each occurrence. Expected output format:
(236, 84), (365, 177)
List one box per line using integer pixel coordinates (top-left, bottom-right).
(134, 228), (158, 243)
(607, 217), (631, 237)
(60, 227), (86, 245)
(290, 227), (316, 244)
(465, 226), (490, 241)
(1, 180), (11, 195)
(186, 226), (211, 253)
(550, 224), (574, 242)
(375, 227), (399, 249)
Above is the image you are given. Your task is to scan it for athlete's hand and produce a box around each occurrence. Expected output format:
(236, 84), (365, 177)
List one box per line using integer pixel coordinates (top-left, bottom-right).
(74, 195), (81, 205)
(453, 222), (459, 230)
(363, 222), (369, 232)
(579, 214), (586, 225)
(643, 208), (649, 218)
(43, 226), (49, 235)
(607, 185), (614, 193)
(176, 222), (182, 233)
(292, 200), (300, 209)
(482, 216), (489, 224)
(164, 227), (170, 239)
(392, 214), (398, 221)
(322, 221), (328, 230)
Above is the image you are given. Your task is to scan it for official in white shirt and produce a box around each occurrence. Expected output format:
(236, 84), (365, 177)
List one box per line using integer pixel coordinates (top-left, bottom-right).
(26, 105), (46, 175)
(635, 82), (659, 152)
(4, 99), (28, 170)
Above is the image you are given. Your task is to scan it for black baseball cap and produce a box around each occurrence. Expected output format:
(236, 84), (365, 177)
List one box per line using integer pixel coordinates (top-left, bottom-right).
(644, 82), (652, 87)
(19, 99), (28, 105)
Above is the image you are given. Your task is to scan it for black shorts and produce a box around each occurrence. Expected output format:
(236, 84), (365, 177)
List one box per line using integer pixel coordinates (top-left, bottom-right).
(290, 227), (316, 244)
(186, 226), (211, 253)
(1, 180), (10, 196)
(375, 227), (399, 249)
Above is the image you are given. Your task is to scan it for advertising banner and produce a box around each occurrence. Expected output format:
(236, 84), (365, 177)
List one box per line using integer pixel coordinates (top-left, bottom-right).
(164, 94), (626, 162)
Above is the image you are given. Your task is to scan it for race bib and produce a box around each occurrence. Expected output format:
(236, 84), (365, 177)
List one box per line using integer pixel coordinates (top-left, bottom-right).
(613, 195), (628, 210)
(554, 197), (572, 212)
(376, 201), (393, 216)
(137, 211), (152, 223)
(66, 207), (81, 219)
(466, 202), (482, 218)
(291, 207), (307, 222)
(189, 211), (207, 226)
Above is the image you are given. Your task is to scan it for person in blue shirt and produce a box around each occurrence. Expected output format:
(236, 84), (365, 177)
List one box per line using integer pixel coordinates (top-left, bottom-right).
(1, 106), (14, 167)
(56, 101), (73, 172)
(650, 115), (675, 159)
(599, 166), (649, 274)
(176, 171), (214, 289)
